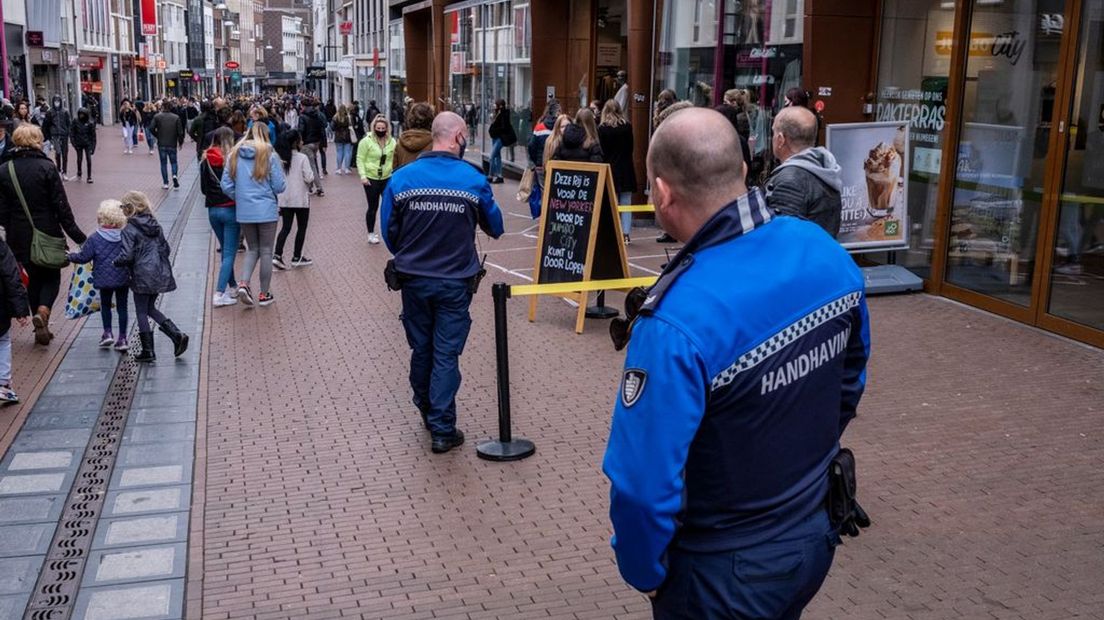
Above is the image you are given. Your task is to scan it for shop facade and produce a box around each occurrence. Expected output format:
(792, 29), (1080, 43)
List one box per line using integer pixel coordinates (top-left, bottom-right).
(389, 0), (1103, 347)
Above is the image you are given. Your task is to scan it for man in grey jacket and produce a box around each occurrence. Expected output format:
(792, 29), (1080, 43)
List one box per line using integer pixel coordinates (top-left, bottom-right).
(764, 106), (843, 237)
(150, 100), (185, 190)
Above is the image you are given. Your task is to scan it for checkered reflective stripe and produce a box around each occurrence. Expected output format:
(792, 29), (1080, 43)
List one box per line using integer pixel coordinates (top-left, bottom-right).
(710, 291), (862, 391)
(394, 187), (480, 204)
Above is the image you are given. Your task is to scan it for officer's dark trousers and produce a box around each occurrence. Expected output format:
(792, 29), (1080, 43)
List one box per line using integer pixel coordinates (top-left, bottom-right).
(651, 510), (839, 620)
(400, 277), (473, 440)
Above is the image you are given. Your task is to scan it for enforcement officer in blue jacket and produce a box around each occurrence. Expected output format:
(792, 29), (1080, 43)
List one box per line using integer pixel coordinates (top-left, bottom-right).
(603, 107), (871, 619)
(380, 112), (505, 454)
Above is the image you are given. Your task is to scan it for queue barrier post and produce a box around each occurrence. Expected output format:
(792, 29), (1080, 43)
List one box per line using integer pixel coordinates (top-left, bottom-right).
(476, 282), (537, 462)
(585, 290), (620, 320)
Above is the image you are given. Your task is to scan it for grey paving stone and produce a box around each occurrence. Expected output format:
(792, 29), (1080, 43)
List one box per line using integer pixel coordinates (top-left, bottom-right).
(83, 543), (185, 586)
(113, 464), (190, 489)
(0, 472), (68, 495)
(11, 428), (92, 451)
(117, 443), (192, 469)
(72, 578), (183, 620)
(2, 450), (75, 471)
(121, 423), (194, 445)
(104, 486), (188, 517)
(133, 378), (197, 395)
(0, 523), (54, 557)
(93, 512), (188, 550)
(30, 394), (105, 414)
(0, 555), (41, 594)
(52, 369), (114, 384)
(0, 495), (64, 525)
(135, 364), (197, 381)
(39, 378), (112, 397)
(55, 352), (121, 371)
(0, 592), (30, 620)
(130, 408), (194, 425)
(17, 410), (99, 431)
(129, 391), (196, 411)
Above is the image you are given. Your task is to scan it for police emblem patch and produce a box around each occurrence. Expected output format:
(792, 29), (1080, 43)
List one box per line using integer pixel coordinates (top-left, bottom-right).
(621, 369), (647, 407)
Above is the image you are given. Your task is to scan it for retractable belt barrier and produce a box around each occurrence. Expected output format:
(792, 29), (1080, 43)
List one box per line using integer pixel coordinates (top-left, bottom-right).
(477, 277), (659, 462)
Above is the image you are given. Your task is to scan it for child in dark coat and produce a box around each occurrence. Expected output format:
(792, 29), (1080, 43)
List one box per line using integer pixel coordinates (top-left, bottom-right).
(113, 191), (188, 362)
(0, 237), (30, 403)
(67, 200), (130, 350)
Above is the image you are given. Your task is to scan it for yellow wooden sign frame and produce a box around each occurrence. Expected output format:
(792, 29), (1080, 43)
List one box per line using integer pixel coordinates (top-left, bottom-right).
(528, 161), (631, 333)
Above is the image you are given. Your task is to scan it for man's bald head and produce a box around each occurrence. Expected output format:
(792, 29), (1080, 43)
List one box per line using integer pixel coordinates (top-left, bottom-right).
(647, 107), (746, 207)
(432, 111), (467, 146)
(772, 106), (817, 160)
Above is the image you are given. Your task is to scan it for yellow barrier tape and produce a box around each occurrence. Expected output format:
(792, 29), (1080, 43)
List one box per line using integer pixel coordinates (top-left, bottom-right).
(510, 277), (658, 297)
(618, 204), (656, 213)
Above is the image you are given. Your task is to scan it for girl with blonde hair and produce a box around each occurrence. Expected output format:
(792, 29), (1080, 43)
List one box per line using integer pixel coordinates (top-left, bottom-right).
(598, 100), (637, 244)
(220, 122), (287, 306)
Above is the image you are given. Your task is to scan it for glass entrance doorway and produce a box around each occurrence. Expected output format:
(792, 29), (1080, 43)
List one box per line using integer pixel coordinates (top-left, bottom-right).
(939, 0), (1104, 346)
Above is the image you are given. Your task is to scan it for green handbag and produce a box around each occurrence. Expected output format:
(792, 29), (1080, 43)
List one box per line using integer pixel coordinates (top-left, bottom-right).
(6, 161), (69, 269)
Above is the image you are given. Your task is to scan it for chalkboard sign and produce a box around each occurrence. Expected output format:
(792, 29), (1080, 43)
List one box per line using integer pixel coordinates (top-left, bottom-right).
(537, 168), (600, 284)
(529, 161), (630, 333)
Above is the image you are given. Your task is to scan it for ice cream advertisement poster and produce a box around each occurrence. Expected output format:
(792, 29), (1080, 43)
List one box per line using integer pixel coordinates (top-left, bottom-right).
(826, 122), (911, 253)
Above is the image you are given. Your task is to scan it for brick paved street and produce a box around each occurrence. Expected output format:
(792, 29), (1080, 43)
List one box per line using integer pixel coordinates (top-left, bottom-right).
(0, 129), (195, 452)
(0, 139), (1101, 619)
(191, 167), (1104, 619)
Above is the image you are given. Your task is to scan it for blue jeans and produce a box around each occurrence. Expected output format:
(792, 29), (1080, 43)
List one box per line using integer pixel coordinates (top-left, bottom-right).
(207, 207), (239, 293)
(490, 138), (503, 177)
(335, 142), (353, 170)
(99, 286), (129, 336)
(158, 146), (178, 184)
(400, 277), (473, 439)
(146, 130), (158, 152)
(619, 191), (633, 238)
(651, 510), (839, 620)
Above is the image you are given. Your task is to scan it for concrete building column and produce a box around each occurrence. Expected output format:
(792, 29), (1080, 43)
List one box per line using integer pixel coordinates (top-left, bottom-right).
(626, 0), (655, 203)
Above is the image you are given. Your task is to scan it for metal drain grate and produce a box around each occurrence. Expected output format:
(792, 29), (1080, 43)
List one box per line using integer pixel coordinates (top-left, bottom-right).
(23, 360), (140, 620)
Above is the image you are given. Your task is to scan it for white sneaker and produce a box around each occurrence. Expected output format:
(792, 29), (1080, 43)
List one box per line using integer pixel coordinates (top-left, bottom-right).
(368, 233), (380, 245)
(213, 291), (237, 307)
(162, 183), (169, 189)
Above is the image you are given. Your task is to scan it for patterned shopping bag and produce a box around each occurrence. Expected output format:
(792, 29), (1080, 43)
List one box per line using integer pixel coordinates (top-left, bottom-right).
(65, 263), (101, 319)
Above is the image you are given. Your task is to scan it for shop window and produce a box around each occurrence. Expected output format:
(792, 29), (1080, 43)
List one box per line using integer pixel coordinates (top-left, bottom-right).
(655, 0), (804, 180)
(870, 0), (955, 279)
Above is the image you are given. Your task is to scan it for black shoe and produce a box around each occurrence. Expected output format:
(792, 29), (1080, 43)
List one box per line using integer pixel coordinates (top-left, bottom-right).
(431, 429), (465, 454)
(419, 411), (430, 430)
(657, 232), (677, 243)
(87, 177), (93, 184)
(134, 332), (156, 363)
(172, 176), (180, 190)
(158, 320), (189, 357)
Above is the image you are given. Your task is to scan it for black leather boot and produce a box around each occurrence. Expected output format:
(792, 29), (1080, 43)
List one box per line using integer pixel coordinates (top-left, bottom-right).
(134, 332), (156, 363)
(158, 320), (189, 357)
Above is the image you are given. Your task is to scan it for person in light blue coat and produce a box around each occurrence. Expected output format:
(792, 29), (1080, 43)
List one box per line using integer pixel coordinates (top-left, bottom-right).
(221, 123), (286, 307)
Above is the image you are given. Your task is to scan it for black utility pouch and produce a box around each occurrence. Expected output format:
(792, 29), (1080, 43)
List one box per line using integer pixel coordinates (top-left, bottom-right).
(827, 448), (872, 537)
(384, 259), (405, 291)
(466, 255), (488, 296)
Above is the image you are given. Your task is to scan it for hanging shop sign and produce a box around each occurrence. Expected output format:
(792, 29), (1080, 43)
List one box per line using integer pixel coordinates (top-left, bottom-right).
(26, 31), (43, 47)
(305, 66), (327, 79)
(141, 0), (158, 36)
(178, 69), (194, 79)
(825, 122), (911, 253)
(339, 22), (353, 35)
(225, 61), (240, 70)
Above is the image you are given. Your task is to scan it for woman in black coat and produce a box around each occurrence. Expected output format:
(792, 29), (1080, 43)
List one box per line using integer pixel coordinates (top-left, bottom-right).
(598, 100), (637, 244)
(70, 108), (97, 183)
(0, 125), (87, 345)
(487, 99), (516, 184)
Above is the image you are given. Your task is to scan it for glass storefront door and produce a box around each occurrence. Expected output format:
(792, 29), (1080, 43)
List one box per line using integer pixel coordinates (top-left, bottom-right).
(1046, 1), (1104, 332)
(938, 0), (1103, 345)
(945, 0), (1068, 307)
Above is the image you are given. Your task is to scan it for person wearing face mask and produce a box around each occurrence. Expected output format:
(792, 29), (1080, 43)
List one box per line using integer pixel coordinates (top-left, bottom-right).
(356, 114), (397, 245)
(379, 112), (504, 454)
(42, 96), (72, 180)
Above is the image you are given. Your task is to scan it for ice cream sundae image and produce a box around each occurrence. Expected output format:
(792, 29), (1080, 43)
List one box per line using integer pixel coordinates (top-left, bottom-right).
(864, 140), (902, 218)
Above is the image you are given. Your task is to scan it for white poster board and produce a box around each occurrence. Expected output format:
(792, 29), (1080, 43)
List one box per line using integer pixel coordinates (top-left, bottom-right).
(826, 121), (911, 253)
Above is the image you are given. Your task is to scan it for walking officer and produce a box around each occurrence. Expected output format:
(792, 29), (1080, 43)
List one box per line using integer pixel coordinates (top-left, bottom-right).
(602, 107), (871, 619)
(380, 111), (504, 454)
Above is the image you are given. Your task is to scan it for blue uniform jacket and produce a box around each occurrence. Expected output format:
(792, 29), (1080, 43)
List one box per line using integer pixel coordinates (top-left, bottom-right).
(380, 151), (504, 279)
(602, 189), (871, 592)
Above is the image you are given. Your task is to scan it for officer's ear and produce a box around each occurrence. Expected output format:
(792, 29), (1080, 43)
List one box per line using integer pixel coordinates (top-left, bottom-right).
(652, 176), (674, 214)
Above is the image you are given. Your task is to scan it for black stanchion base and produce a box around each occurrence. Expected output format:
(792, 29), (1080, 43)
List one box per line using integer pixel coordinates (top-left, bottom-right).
(585, 305), (620, 319)
(476, 438), (536, 462)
